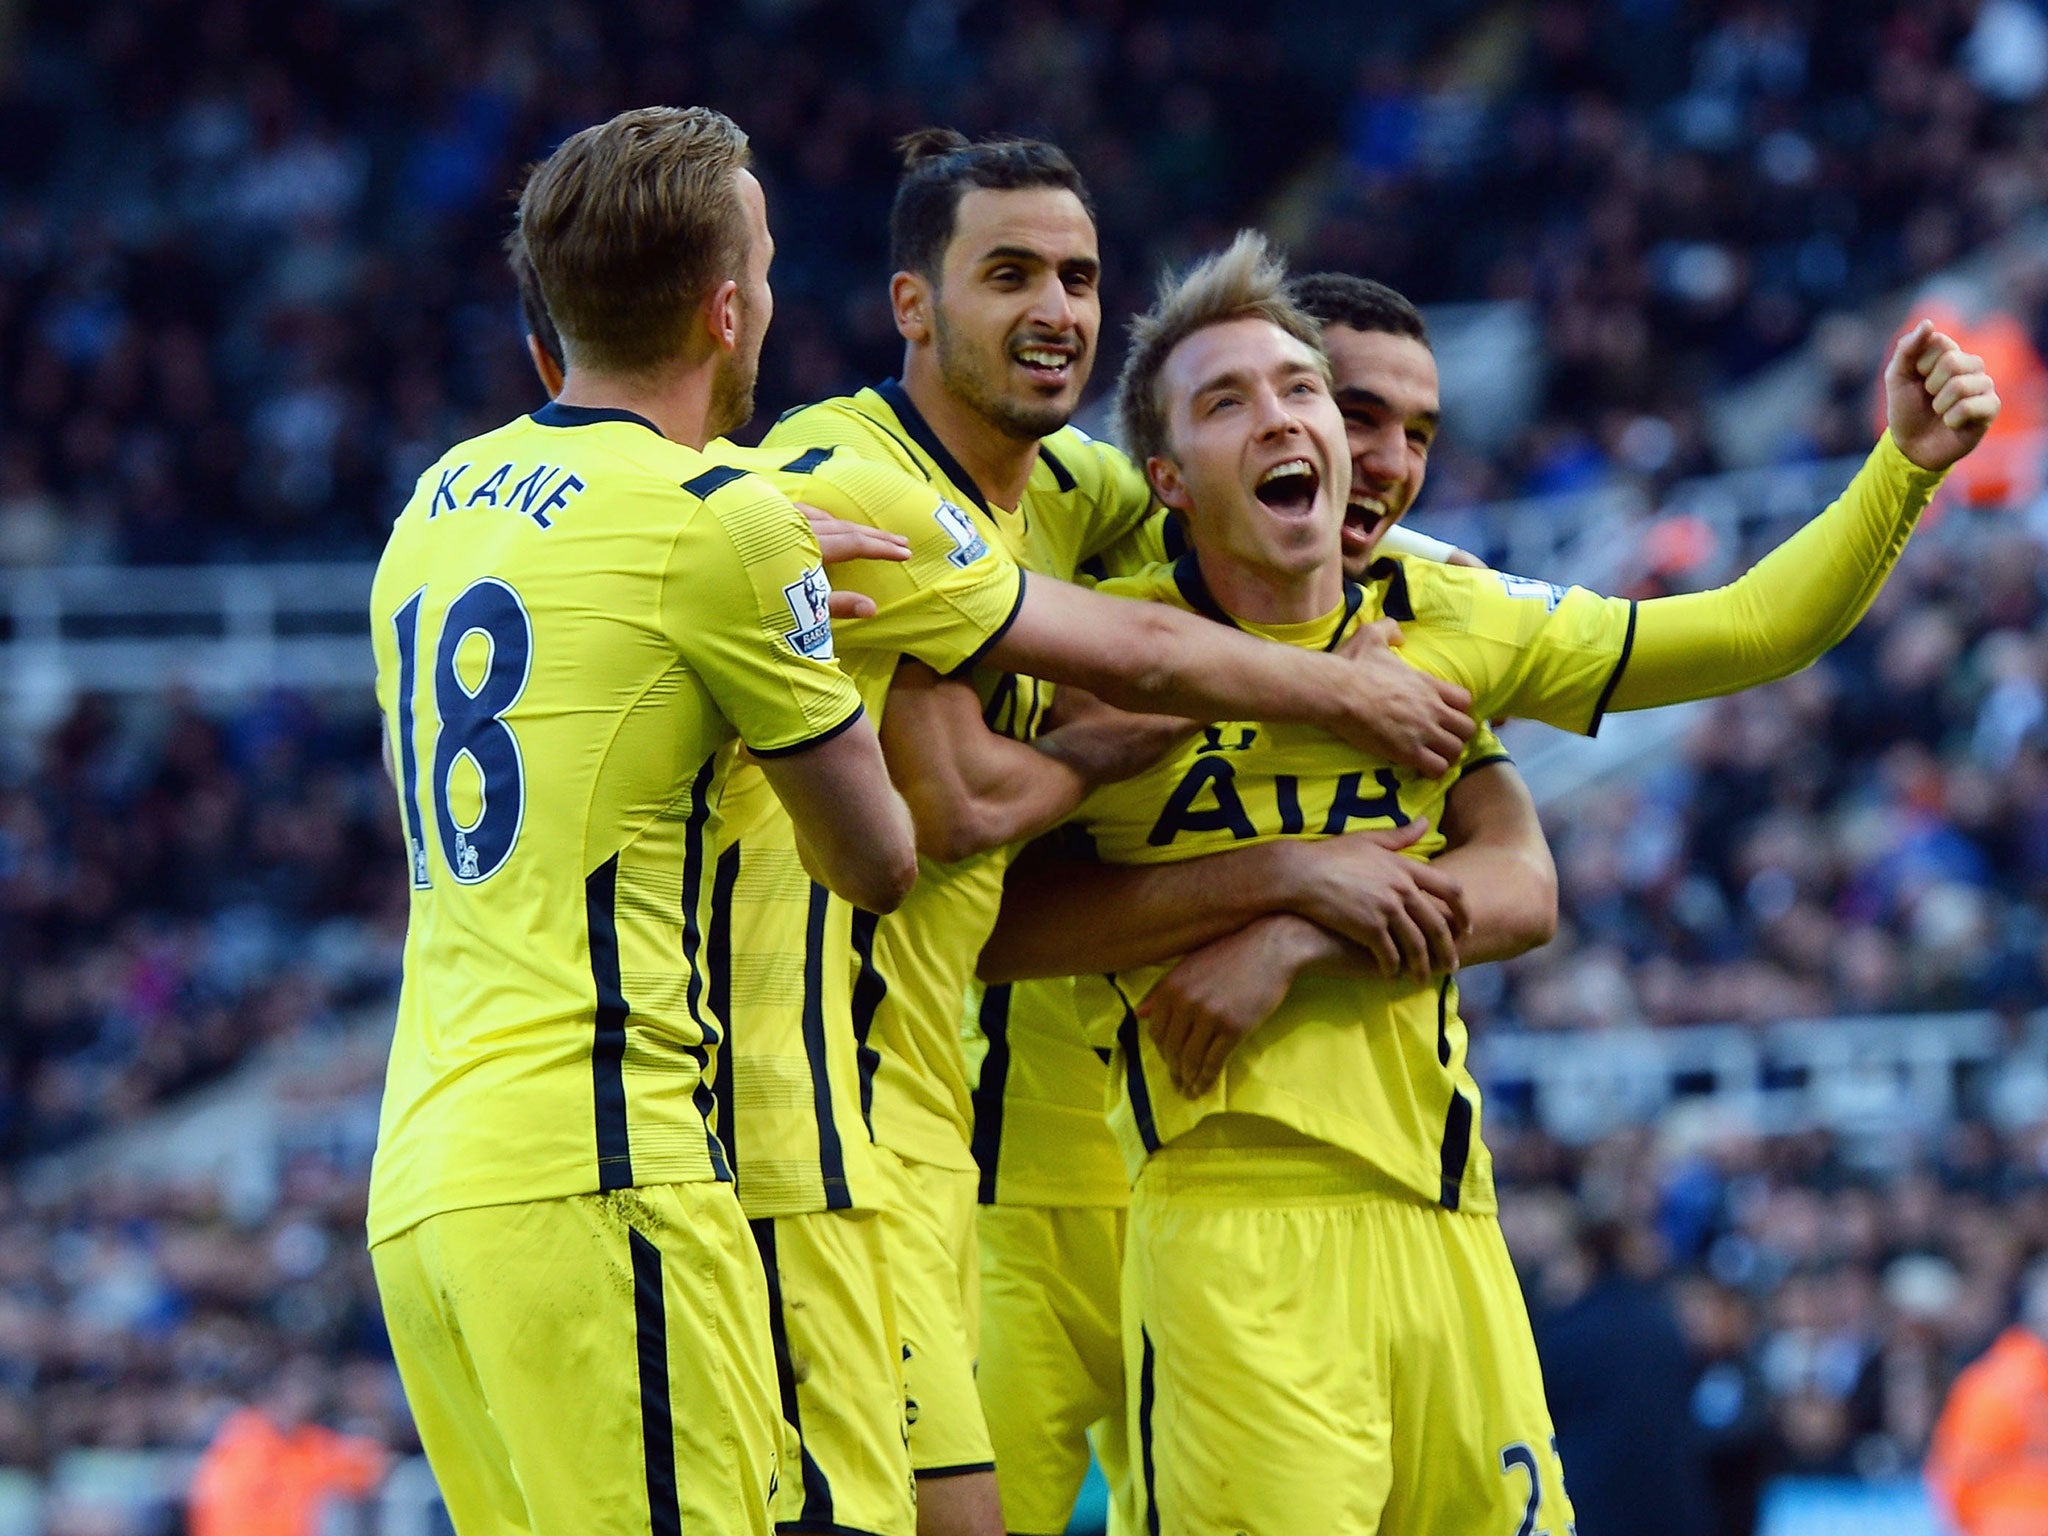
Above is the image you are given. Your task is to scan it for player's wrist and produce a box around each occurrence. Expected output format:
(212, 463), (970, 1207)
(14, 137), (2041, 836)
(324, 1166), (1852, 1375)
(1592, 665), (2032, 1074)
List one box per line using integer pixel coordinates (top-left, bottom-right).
(1278, 842), (1351, 929)
(1878, 425), (1954, 483)
(1380, 525), (1462, 565)
(1312, 653), (1383, 740)
(1254, 911), (1333, 975)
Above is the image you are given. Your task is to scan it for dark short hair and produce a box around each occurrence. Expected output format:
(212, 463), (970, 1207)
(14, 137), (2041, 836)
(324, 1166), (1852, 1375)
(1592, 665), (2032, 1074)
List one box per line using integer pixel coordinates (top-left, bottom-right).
(1286, 272), (1430, 348)
(888, 129), (1096, 279)
(504, 230), (565, 373)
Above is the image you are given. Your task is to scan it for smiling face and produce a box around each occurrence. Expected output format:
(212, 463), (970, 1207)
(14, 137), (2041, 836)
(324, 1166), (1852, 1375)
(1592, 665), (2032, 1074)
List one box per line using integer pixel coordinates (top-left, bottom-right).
(1320, 322), (1439, 577)
(1147, 316), (1350, 595)
(923, 186), (1101, 441)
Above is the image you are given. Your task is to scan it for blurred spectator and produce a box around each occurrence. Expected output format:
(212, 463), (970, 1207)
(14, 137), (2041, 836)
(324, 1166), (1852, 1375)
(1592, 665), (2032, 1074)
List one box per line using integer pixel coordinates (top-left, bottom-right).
(187, 1355), (388, 1536)
(0, 691), (403, 1160)
(1962, 0), (2048, 105)
(1677, 1274), (1774, 1536)
(1529, 1210), (1713, 1535)
(1494, 1118), (2048, 1527)
(6, 1), (2048, 562)
(1926, 1261), (2048, 1536)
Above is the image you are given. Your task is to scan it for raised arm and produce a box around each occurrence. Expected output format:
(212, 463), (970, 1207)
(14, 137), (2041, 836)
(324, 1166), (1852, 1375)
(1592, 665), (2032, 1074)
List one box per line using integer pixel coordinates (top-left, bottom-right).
(1607, 322), (1996, 712)
(987, 575), (1477, 777)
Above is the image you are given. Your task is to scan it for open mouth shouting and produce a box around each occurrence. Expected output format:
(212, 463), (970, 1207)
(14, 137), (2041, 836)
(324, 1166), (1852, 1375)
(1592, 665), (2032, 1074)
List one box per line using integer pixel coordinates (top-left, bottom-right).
(1255, 457), (1321, 517)
(1342, 493), (1394, 561)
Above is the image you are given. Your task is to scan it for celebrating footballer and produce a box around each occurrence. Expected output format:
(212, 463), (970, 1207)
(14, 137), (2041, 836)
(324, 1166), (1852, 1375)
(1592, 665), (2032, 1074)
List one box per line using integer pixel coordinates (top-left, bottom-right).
(366, 98), (1999, 1536)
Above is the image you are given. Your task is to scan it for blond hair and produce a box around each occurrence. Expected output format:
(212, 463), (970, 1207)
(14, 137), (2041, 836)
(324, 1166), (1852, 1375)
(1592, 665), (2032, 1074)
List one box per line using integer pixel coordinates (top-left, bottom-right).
(1113, 230), (1325, 466)
(515, 106), (752, 376)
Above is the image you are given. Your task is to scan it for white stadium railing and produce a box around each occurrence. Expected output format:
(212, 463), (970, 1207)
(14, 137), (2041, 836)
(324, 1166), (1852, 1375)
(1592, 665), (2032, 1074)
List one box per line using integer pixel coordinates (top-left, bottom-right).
(0, 561), (377, 738)
(3, 438), (2032, 795)
(0, 436), (2031, 716)
(1472, 1010), (2048, 1152)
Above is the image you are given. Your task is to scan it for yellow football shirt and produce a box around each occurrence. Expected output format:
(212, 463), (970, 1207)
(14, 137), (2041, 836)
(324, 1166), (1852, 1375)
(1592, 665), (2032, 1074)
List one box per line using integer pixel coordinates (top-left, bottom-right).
(763, 384), (1155, 1176)
(968, 974), (1130, 1206)
(367, 401), (863, 1246)
(1072, 552), (1634, 1213)
(699, 443), (1024, 1218)
(969, 504), (1181, 1208)
(985, 512), (1453, 1209)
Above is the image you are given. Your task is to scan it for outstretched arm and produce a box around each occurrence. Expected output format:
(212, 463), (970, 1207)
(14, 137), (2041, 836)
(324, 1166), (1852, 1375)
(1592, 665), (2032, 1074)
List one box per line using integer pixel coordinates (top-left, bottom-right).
(1607, 322), (1997, 712)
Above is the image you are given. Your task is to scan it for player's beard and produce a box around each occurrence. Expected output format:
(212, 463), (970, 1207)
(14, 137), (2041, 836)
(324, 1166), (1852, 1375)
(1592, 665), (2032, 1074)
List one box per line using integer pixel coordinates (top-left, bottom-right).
(706, 345), (759, 442)
(933, 308), (1076, 443)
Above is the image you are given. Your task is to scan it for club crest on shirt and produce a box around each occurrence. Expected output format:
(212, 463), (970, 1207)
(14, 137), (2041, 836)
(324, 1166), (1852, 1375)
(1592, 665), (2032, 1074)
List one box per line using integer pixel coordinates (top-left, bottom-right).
(1496, 572), (1566, 610)
(782, 566), (835, 660)
(933, 499), (990, 568)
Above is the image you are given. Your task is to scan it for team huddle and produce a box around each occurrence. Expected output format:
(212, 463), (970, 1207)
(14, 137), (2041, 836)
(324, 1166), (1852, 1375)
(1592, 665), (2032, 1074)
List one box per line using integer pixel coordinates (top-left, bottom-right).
(365, 106), (2001, 1536)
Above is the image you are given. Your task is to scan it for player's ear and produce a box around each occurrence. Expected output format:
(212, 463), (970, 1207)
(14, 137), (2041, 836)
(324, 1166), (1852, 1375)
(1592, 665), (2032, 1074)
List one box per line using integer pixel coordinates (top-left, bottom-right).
(705, 277), (742, 355)
(891, 271), (932, 344)
(1147, 455), (1193, 514)
(525, 334), (565, 399)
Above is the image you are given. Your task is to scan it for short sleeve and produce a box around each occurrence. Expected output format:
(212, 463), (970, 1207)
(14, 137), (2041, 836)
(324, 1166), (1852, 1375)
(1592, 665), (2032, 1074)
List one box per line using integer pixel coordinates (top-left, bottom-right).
(663, 474), (866, 757)
(802, 457), (1026, 677)
(1454, 723), (1512, 778)
(1494, 583), (1636, 734)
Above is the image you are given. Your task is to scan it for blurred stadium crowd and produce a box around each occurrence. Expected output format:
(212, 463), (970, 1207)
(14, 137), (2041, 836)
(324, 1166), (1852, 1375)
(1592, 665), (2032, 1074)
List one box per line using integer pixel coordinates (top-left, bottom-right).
(0, 695), (401, 1162)
(1497, 1114), (2048, 1536)
(11, 0), (2048, 1528)
(7, 0), (2048, 564)
(0, 1157), (391, 1470)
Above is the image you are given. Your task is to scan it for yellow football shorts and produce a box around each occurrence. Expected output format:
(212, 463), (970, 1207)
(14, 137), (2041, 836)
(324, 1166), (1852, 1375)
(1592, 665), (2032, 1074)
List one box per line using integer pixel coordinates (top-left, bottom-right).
(372, 1181), (782, 1536)
(750, 1208), (915, 1536)
(978, 1203), (1133, 1536)
(1124, 1134), (1575, 1536)
(873, 1147), (993, 1476)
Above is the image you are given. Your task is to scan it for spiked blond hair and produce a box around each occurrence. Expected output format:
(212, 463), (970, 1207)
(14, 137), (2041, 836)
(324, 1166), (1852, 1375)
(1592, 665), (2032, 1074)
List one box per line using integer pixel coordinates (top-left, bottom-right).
(1113, 230), (1326, 466)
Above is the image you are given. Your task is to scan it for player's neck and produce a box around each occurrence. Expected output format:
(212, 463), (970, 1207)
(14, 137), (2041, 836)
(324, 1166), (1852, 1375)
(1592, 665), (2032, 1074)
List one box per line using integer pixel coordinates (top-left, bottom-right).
(1196, 548), (1342, 627)
(897, 364), (1041, 511)
(554, 364), (720, 450)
